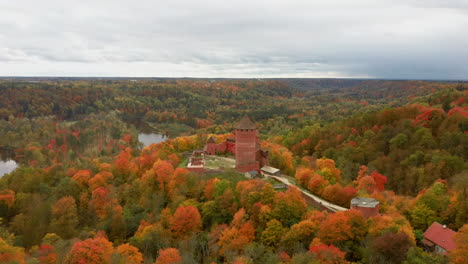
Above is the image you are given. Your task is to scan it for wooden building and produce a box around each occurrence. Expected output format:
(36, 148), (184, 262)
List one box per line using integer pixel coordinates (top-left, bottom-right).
(422, 222), (456, 255)
(261, 166), (280, 176)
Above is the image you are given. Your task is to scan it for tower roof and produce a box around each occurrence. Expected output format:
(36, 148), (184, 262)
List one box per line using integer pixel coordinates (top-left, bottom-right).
(207, 136), (216, 143)
(235, 116), (257, 130)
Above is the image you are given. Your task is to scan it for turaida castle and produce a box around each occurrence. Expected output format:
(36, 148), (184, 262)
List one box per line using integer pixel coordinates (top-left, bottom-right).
(205, 116), (269, 172)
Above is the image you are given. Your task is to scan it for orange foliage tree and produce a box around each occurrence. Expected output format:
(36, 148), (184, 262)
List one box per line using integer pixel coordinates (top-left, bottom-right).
(50, 196), (78, 239)
(0, 238), (25, 264)
(89, 187), (112, 221)
(308, 173), (329, 195)
(318, 209), (367, 245)
(354, 166), (387, 195)
(449, 224), (468, 264)
(309, 238), (347, 264)
(115, 243), (143, 264)
(152, 159), (175, 192)
(261, 141), (295, 175)
(236, 179), (266, 211)
(114, 147), (136, 176)
(0, 190), (15, 208)
(169, 206), (202, 239)
(167, 168), (189, 199)
(71, 170), (91, 187)
(65, 236), (113, 264)
(217, 222), (255, 256)
(37, 244), (57, 264)
(295, 167), (314, 186)
(370, 171), (387, 192)
(155, 248), (182, 264)
(316, 158), (341, 184)
(89, 171), (114, 191)
(217, 209), (256, 256)
(367, 213), (415, 243)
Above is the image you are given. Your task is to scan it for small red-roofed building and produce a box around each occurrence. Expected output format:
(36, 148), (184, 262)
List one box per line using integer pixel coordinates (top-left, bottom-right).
(187, 150), (205, 173)
(422, 222), (456, 255)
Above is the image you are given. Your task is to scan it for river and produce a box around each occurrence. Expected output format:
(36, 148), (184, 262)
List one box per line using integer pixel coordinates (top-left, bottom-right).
(0, 148), (18, 177)
(138, 133), (168, 148)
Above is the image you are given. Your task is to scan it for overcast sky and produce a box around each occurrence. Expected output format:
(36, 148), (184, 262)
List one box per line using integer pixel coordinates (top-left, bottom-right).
(1, 0), (467, 79)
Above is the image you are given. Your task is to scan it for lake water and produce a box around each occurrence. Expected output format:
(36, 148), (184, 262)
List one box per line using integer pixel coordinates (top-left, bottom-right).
(0, 148), (18, 177)
(138, 133), (168, 148)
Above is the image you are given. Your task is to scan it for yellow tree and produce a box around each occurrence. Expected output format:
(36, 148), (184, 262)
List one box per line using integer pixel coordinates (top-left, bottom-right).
(155, 248), (182, 264)
(115, 243), (143, 264)
(449, 224), (468, 264)
(261, 219), (286, 247)
(50, 196), (78, 239)
(0, 238), (25, 264)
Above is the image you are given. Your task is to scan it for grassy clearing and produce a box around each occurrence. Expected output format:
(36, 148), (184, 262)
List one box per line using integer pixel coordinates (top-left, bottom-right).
(205, 157), (235, 169)
(178, 157), (188, 168)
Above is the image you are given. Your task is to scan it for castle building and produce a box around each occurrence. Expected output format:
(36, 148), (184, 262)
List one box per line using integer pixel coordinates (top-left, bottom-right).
(235, 116), (261, 172)
(205, 136), (235, 155)
(204, 116), (268, 173)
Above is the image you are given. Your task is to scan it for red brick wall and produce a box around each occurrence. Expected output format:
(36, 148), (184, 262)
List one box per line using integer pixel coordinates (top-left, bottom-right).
(206, 142), (228, 155)
(216, 142), (227, 153)
(206, 142), (217, 155)
(236, 162), (260, 173)
(187, 167), (204, 173)
(226, 141), (235, 154)
(351, 205), (380, 218)
(235, 129), (259, 172)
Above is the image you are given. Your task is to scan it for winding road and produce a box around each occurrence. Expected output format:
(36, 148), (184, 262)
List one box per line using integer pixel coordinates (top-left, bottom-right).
(269, 175), (348, 212)
(204, 155), (348, 212)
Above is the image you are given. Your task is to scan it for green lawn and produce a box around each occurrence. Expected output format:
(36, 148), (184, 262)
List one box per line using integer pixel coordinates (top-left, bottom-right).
(205, 157), (235, 169)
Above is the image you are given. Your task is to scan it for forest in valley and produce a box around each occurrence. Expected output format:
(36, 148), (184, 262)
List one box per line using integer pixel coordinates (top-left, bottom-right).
(0, 78), (466, 264)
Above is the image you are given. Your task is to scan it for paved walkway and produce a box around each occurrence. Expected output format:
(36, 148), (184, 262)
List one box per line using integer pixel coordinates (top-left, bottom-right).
(204, 155), (348, 212)
(269, 175), (348, 212)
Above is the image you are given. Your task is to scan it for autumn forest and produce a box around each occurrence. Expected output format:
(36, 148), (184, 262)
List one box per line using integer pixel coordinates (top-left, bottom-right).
(0, 78), (466, 264)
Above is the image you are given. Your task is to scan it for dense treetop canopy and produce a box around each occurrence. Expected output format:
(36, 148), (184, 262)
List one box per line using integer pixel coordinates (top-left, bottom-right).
(0, 78), (466, 263)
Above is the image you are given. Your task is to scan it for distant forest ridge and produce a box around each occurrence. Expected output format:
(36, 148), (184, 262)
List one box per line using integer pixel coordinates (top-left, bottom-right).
(0, 77), (466, 263)
(1, 77), (467, 83)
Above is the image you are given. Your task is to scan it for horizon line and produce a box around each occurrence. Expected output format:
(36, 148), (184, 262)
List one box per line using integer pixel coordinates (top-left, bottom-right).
(1, 76), (467, 82)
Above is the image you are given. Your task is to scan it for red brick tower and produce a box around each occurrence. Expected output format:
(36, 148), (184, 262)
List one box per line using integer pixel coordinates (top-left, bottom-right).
(235, 116), (260, 172)
(205, 136), (217, 155)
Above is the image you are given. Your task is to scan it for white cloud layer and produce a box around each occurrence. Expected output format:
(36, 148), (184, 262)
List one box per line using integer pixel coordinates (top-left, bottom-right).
(0, 0), (467, 78)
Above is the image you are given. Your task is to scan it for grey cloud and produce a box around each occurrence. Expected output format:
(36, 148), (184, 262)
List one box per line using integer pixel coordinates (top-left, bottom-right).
(0, 0), (467, 78)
